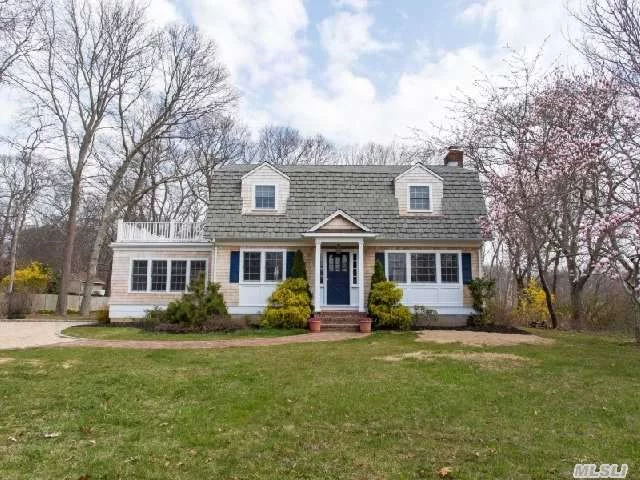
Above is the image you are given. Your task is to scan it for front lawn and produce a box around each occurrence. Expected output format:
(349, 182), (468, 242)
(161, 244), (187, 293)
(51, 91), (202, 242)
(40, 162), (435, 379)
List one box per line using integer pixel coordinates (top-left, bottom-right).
(0, 330), (638, 479)
(63, 325), (307, 341)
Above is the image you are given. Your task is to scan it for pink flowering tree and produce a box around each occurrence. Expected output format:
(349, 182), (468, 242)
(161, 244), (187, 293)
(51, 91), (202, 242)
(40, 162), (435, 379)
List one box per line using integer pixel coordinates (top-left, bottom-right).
(456, 56), (623, 328)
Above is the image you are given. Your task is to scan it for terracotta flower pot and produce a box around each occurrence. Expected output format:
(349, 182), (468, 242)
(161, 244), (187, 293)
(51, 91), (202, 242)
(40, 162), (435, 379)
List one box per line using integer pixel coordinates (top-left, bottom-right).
(359, 319), (372, 333)
(309, 318), (321, 333)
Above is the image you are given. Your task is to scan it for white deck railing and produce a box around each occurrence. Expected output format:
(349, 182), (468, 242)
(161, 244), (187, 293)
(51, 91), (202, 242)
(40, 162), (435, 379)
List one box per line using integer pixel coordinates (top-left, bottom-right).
(116, 221), (206, 243)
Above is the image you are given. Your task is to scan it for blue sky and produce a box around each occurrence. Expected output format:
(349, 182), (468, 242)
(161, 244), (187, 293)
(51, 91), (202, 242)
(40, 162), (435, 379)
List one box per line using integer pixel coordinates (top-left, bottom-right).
(0, 0), (583, 145)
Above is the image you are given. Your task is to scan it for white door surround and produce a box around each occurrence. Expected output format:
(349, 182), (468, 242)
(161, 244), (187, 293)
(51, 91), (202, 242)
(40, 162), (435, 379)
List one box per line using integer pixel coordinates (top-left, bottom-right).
(311, 237), (366, 313)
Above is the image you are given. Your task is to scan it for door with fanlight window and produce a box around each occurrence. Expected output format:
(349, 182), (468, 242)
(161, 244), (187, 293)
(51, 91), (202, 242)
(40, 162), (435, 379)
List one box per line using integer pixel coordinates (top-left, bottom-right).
(326, 252), (350, 305)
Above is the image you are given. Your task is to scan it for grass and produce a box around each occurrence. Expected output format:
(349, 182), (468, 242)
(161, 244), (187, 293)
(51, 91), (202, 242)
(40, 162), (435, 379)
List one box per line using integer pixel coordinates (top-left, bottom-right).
(62, 325), (307, 341)
(0, 330), (638, 479)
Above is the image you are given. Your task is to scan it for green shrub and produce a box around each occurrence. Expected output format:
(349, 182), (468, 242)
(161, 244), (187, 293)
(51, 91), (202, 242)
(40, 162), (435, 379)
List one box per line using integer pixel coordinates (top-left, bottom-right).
(146, 277), (227, 327)
(367, 259), (386, 311)
(289, 249), (313, 305)
(467, 278), (496, 326)
(290, 250), (307, 280)
(368, 281), (412, 330)
(262, 277), (312, 329)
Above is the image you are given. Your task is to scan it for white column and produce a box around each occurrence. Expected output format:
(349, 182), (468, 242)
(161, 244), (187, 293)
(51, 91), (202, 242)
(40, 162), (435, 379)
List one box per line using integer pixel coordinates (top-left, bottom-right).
(314, 238), (322, 312)
(358, 238), (365, 312)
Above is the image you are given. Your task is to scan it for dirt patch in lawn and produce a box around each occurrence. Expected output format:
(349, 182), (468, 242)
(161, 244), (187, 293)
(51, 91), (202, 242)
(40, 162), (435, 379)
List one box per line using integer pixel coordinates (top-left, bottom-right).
(416, 330), (553, 347)
(378, 351), (533, 370)
(0, 357), (15, 364)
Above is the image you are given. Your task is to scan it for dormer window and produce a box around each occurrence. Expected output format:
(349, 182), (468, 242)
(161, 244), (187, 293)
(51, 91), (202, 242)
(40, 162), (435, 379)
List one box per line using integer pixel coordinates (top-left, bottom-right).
(409, 185), (431, 211)
(254, 185), (276, 209)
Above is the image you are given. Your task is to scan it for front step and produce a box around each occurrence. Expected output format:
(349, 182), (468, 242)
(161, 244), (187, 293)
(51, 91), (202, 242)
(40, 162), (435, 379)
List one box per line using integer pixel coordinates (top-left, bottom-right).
(313, 311), (371, 332)
(322, 323), (360, 332)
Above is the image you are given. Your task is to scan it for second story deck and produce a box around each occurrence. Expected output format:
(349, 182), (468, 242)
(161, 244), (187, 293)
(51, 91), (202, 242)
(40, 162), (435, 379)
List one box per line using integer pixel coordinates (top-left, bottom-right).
(115, 221), (207, 243)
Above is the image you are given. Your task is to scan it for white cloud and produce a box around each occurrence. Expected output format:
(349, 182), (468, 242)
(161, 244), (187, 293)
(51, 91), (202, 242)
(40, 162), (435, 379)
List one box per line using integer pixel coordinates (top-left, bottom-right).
(146, 0), (180, 26)
(186, 0), (308, 87)
(319, 10), (400, 67)
(332, 0), (368, 11)
(179, 0), (583, 145)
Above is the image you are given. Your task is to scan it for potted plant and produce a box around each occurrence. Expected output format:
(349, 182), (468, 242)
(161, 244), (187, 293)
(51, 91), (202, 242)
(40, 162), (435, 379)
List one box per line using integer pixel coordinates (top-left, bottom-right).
(359, 317), (372, 333)
(308, 316), (321, 333)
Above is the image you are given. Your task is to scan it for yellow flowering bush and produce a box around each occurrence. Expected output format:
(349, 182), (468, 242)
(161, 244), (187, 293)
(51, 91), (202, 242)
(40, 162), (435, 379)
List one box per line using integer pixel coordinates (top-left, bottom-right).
(518, 279), (554, 326)
(0, 262), (52, 293)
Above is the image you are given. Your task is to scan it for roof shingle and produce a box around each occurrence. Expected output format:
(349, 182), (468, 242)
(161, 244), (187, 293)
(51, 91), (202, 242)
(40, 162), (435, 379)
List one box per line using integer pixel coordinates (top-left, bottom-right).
(206, 164), (487, 241)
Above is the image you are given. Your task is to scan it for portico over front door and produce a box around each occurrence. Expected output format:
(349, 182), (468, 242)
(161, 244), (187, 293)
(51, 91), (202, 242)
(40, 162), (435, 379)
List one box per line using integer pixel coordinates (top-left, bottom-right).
(326, 252), (350, 305)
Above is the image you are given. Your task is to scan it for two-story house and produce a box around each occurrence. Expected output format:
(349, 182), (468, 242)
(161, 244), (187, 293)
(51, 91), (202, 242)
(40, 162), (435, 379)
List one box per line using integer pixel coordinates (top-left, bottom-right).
(108, 147), (487, 327)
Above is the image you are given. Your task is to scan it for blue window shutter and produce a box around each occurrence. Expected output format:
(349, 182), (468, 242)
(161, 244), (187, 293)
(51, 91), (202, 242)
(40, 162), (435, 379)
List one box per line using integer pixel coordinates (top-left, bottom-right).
(375, 252), (385, 277)
(462, 253), (472, 284)
(286, 251), (295, 277)
(230, 251), (240, 283)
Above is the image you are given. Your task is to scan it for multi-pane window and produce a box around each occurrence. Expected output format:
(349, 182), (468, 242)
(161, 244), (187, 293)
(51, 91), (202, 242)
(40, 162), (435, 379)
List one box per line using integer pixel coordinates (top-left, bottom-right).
(170, 260), (187, 291)
(409, 185), (430, 210)
(255, 185), (276, 209)
(265, 252), (283, 282)
(151, 260), (167, 291)
(440, 253), (459, 283)
(243, 252), (261, 281)
(131, 260), (148, 291)
(411, 253), (437, 283)
(320, 255), (324, 284)
(387, 252), (407, 283)
(352, 253), (358, 285)
(190, 260), (207, 285)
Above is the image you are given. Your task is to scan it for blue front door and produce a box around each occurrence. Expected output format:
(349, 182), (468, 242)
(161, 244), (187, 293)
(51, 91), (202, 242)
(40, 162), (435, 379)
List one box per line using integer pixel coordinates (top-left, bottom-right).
(327, 252), (350, 305)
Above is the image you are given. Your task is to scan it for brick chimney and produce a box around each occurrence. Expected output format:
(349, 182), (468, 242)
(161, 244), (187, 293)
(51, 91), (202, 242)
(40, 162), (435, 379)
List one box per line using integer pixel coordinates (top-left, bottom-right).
(444, 146), (463, 167)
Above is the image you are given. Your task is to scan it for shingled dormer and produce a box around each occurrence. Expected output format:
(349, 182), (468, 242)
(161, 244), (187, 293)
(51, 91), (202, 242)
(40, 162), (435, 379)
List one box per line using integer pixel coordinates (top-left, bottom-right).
(240, 162), (290, 215)
(394, 163), (444, 216)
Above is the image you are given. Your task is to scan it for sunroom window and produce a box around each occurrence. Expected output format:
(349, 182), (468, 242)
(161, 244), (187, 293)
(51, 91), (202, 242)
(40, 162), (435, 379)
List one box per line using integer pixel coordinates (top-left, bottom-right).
(265, 252), (283, 282)
(243, 252), (261, 281)
(255, 185), (276, 209)
(387, 252), (407, 283)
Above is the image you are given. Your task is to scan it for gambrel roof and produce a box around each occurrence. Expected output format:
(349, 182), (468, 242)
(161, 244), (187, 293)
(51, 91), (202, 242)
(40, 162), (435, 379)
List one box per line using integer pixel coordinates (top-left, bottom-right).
(206, 164), (486, 241)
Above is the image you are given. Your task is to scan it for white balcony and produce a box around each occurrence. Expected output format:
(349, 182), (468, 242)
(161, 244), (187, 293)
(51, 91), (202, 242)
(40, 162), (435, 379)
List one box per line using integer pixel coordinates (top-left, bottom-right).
(116, 221), (206, 243)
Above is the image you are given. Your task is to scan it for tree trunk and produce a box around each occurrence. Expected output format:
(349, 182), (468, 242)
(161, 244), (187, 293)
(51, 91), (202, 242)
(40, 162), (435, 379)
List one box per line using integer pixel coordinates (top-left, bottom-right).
(634, 301), (640, 345)
(6, 211), (25, 294)
(79, 219), (109, 315)
(56, 174), (82, 315)
(570, 284), (585, 331)
(535, 253), (558, 329)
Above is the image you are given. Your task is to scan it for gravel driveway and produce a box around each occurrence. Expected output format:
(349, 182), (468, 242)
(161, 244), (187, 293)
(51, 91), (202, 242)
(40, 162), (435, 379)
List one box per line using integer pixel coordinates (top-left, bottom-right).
(0, 321), (88, 350)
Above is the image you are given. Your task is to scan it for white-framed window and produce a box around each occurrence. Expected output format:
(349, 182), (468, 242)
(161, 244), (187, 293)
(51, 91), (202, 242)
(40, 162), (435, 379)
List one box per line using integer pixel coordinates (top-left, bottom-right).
(254, 184), (276, 209)
(170, 260), (187, 291)
(385, 251), (461, 285)
(387, 252), (407, 283)
(440, 253), (460, 283)
(129, 258), (208, 293)
(131, 260), (148, 291)
(242, 251), (261, 281)
(410, 253), (437, 283)
(240, 250), (287, 283)
(352, 252), (358, 286)
(408, 184), (431, 211)
(265, 251), (283, 282)
(151, 260), (168, 291)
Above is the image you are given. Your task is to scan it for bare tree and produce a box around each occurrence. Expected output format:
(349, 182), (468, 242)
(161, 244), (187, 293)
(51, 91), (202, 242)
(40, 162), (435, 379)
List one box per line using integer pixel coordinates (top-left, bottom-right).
(573, 0), (640, 99)
(0, 0), (41, 82)
(78, 24), (236, 314)
(12, 0), (151, 314)
(255, 125), (335, 165)
(0, 125), (51, 293)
